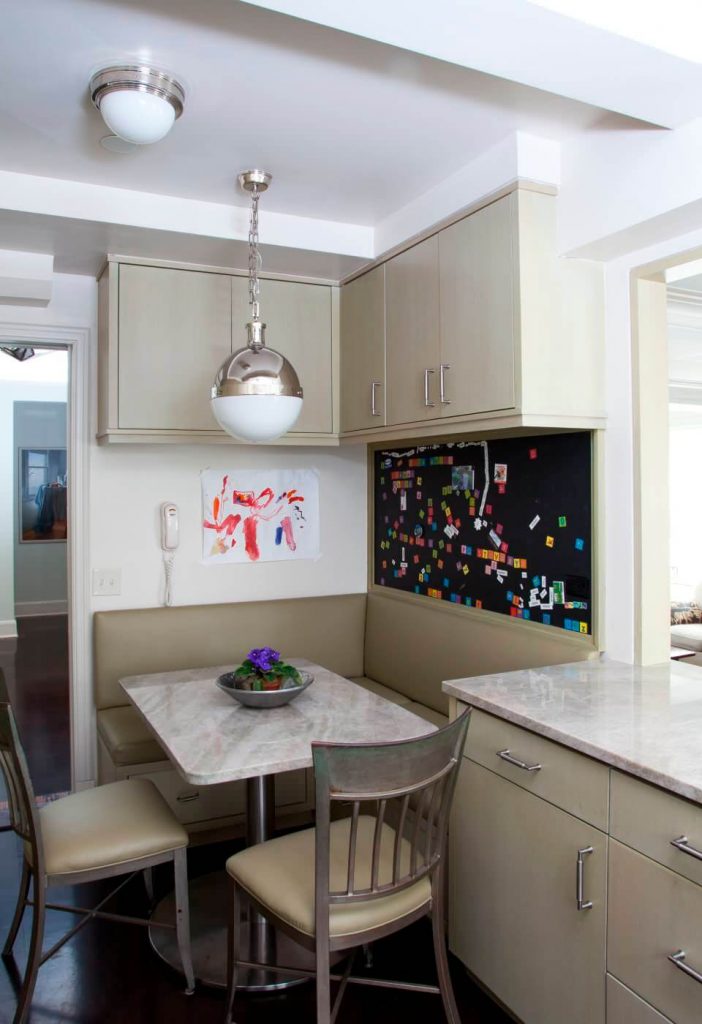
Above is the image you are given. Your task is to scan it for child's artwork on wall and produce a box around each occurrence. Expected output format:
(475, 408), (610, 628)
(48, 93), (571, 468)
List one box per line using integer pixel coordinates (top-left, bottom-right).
(374, 432), (592, 635)
(201, 468), (320, 564)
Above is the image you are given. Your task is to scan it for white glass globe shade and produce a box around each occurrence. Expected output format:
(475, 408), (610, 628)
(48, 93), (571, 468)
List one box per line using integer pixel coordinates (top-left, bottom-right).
(211, 394), (303, 442)
(99, 89), (176, 145)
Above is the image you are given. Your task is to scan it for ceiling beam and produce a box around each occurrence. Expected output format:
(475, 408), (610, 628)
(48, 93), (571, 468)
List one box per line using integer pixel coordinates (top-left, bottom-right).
(243, 0), (702, 128)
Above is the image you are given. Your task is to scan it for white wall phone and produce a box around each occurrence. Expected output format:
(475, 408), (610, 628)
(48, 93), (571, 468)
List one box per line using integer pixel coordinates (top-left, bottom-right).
(161, 503), (179, 606)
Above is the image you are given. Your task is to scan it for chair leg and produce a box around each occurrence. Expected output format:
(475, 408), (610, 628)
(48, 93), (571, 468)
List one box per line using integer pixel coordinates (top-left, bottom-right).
(431, 887), (461, 1024)
(315, 941), (331, 1024)
(143, 866), (154, 905)
(224, 880), (241, 1024)
(173, 847), (195, 995)
(12, 872), (45, 1024)
(2, 858), (32, 958)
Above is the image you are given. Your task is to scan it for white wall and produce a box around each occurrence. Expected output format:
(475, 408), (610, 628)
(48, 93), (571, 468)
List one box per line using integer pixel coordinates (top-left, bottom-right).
(0, 381), (67, 635)
(14, 400), (68, 612)
(89, 443), (367, 612)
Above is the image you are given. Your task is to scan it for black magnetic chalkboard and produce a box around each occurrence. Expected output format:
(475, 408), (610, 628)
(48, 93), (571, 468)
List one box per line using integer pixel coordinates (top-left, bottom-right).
(374, 432), (592, 635)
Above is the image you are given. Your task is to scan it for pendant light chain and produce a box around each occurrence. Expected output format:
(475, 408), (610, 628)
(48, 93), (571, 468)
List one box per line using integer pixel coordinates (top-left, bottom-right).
(248, 186), (262, 320)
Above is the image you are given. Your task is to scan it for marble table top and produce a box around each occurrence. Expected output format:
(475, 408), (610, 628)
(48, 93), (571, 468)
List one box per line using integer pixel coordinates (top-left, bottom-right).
(443, 658), (702, 804)
(121, 660), (435, 786)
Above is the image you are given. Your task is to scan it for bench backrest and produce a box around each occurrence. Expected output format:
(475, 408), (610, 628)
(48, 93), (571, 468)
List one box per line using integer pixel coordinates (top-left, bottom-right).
(364, 591), (596, 715)
(94, 593), (367, 710)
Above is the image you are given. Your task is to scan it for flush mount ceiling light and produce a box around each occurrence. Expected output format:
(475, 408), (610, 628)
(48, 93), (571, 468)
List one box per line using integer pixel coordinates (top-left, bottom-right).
(89, 65), (185, 145)
(211, 170), (303, 443)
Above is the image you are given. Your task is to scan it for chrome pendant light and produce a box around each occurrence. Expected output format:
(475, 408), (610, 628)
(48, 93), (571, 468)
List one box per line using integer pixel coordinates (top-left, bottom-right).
(211, 171), (303, 443)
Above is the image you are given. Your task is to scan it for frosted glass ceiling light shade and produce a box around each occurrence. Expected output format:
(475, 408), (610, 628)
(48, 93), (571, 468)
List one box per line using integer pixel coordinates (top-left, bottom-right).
(211, 170), (304, 443)
(89, 66), (184, 145)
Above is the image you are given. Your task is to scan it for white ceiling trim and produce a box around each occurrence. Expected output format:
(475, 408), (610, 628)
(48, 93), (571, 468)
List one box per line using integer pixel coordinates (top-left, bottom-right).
(244, 0), (702, 127)
(0, 169), (374, 260)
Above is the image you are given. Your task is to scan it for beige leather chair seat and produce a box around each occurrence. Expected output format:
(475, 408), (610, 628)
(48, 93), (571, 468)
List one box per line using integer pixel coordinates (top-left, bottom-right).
(97, 705), (167, 766)
(38, 778), (188, 877)
(226, 815), (431, 940)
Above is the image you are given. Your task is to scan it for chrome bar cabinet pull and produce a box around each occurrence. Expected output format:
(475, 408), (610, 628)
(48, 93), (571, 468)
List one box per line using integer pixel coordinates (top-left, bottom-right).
(496, 749), (542, 772)
(669, 950), (702, 985)
(439, 363), (451, 404)
(671, 835), (702, 862)
(576, 846), (594, 911)
(423, 368), (435, 407)
(370, 380), (382, 417)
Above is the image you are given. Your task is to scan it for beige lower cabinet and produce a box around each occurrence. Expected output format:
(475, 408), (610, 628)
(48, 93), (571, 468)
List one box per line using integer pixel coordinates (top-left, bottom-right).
(607, 975), (674, 1024)
(450, 759), (607, 1024)
(608, 840), (702, 1024)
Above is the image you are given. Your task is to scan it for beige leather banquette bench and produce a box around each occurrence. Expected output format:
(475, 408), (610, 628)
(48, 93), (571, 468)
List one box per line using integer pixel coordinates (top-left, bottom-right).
(94, 590), (594, 833)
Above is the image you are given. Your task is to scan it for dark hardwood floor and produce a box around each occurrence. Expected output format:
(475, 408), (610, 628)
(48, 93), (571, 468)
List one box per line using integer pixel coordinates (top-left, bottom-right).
(0, 614), (512, 1023)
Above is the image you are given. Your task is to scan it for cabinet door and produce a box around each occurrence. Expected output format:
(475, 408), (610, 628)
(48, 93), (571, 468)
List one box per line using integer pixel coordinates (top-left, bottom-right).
(340, 266), (386, 431)
(450, 760), (606, 1024)
(232, 277), (333, 434)
(118, 264), (232, 431)
(385, 235), (440, 425)
(439, 196), (516, 416)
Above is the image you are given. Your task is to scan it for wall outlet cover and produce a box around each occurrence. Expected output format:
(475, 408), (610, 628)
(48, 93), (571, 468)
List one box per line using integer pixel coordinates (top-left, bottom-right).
(92, 569), (121, 597)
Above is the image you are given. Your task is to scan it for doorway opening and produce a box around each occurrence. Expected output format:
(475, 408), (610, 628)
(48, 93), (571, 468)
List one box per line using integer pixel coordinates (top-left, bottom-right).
(0, 344), (70, 797)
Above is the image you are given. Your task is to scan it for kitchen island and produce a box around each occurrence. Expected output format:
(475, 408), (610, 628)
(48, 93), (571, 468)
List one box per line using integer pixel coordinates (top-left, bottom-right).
(443, 658), (702, 1024)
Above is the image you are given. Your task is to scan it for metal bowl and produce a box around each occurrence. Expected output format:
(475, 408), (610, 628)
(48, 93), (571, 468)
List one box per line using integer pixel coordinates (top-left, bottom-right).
(216, 670), (313, 709)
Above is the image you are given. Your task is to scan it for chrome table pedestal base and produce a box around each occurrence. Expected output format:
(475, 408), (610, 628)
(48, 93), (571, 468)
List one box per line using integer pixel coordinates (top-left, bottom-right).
(149, 871), (316, 990)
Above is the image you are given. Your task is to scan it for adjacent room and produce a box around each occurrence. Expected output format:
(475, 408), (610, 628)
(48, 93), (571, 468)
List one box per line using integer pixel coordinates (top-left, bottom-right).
(1, 3), (702, 1024)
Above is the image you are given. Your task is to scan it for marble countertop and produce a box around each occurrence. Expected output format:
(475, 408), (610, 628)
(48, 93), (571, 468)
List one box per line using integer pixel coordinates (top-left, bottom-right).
(121, 660), (435, 786)
(443, 658), (702, 803)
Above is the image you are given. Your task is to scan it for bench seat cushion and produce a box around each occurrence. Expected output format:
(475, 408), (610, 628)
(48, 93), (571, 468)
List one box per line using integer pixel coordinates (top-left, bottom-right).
(670, 624), (702, 652)
(405, 701), (448, 728)
(97, 706), (167, 767)
(348, 676), (412, 706)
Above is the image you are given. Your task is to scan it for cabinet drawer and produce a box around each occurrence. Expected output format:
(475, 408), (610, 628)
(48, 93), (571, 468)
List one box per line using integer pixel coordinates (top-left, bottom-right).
(464, 706), (609, 830)
(608, 840), (702, 1024)
(607, 975), (673, 1024)
(133, 767), (308, 826)
(611, 771), (702, 889)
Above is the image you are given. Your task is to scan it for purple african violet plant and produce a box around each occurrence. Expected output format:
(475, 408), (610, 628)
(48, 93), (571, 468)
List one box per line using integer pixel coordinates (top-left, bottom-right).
(233, 646), (301, 691)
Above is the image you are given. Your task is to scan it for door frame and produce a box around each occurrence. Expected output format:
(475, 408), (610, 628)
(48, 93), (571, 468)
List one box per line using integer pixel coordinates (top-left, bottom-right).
(0, 321), (90, 790)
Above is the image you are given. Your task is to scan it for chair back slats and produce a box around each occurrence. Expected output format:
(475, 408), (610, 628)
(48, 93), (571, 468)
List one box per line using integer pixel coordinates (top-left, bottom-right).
(370, 799), (387, 893)
(392, 792), (410, 884)
(0, 699), (44, 873)
(313, 709), (470, 911)
(346, 801), (360, 896)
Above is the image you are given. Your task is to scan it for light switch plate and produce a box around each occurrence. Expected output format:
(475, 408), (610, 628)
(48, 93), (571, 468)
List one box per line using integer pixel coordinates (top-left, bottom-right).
(92, 569), (121, 596)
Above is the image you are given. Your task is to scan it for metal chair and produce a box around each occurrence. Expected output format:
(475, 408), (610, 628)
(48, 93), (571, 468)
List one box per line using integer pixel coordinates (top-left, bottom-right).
(225, 708), (470, 1023)
(0, 688), (195, 1024)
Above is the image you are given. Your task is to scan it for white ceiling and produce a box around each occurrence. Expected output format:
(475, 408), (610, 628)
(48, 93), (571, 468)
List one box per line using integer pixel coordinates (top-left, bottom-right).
(0, 0), (635, 227)
(1, 0), (701, 278)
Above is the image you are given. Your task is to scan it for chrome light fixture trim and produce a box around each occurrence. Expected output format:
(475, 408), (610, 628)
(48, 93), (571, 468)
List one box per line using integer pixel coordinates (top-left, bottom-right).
(89, 65), (185, 119)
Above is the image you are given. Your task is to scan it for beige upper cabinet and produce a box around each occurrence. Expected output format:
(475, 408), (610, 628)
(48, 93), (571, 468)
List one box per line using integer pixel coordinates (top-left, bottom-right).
(340, 265), (386, 432)
(232, 276), (334, 435)
(439, 196), (516, 417)
(97, 259), (338, 444)
(117, 264), (232, 431)
(385, 234), (441, 426)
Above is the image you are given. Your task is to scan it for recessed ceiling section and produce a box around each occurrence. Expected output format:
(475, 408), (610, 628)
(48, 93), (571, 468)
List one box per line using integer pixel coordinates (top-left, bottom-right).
(0, 0), (640, 230)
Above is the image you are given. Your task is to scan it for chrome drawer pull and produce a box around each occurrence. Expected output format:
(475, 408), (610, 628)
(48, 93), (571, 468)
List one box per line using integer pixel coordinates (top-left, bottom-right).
(669, 950), (702, 985)
(671, 835), (702, 862)
(370, 380), (382, 417)
(423, 368), (435, 407)
(576, 846), (594, 911)
(497, 749), (542, 772)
